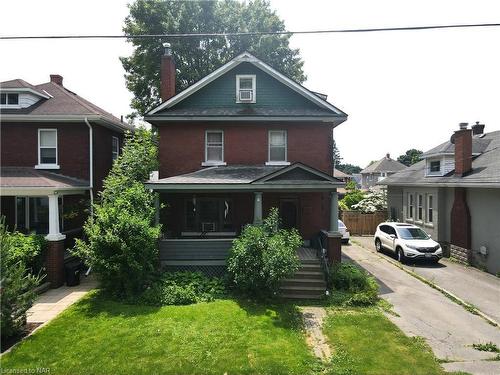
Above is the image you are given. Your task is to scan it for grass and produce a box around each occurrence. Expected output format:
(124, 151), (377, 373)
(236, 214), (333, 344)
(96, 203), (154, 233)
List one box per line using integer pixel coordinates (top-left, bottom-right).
(322, 307), (445, 375)
(1, 291), (317, 375)
(471, 341), (499, 353)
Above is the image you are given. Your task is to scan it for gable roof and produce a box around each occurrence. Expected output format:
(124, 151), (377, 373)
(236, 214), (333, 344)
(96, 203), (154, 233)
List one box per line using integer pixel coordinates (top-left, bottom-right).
(145, 162), (343, 191)
(382, 130), (500, 188)
(1, 79), (133, 132)
(361, 155), (407, 174)
(422, 135), (491, 157)
(146, 52), (347, 123)
(333, 168), (351, 178)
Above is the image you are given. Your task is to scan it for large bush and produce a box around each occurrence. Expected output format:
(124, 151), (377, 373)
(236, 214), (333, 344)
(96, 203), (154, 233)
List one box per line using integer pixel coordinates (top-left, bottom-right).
(352, 189), (387, 213)
(227, 208), (301, 297)
(340, 181), (365, 209)
(0, 218), (42, 339)
(7, 230), (46, 276)
(74, 128), (161, 298)
(327, 263), (379, 307)
(140, 272), (226, 306)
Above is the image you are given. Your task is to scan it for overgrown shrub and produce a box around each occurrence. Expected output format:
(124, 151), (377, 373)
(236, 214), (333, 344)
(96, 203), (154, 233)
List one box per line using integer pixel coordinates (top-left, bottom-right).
(139, 272), (226, 306)
(0, 217), (41, 339)
(351, 189), (387, 213)
(327, 263), (379, 306)
(227, 208), (301, 297)
(74, 128), (161, 298)
(7, 231), (46, 275)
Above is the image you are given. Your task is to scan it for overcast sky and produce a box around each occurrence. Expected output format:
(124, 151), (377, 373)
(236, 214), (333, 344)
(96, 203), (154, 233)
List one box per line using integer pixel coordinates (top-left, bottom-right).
(1, 0), (499, 168)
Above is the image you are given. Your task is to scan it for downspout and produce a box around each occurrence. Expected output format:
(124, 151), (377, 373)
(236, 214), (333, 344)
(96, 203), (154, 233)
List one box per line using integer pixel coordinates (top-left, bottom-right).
(84, 117), (94, 216)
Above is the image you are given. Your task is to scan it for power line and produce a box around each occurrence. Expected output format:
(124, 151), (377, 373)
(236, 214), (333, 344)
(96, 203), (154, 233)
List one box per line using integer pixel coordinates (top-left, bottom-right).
(1, 22), (499, 40)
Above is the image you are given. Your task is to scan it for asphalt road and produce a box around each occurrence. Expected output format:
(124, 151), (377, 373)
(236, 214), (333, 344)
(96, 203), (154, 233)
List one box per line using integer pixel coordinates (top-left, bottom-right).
(342, 241), (500, 375)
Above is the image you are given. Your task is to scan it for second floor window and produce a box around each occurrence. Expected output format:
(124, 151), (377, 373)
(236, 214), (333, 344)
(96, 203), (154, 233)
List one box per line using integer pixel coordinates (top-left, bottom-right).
(268, 130), (287, 163)
(430, 160), (441, 173)
(205, 130), (224, 163)
(38, 129), (58, 166)
(112, 136), (119, 161)
(0, 93), (19, 106)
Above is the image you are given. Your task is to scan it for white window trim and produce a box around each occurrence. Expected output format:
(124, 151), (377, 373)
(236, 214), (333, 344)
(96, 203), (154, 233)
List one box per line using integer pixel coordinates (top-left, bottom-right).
(0, 92), (21, 108)
(203, 130), (226, 166)
(425, 194), (434, 226)
(36, 129), (60, 169)
(426, 158), (443, 177)
(112, 136), (119, 161)
(406, 193), (414, 221)
(267, 130), (288, 165)
(416, 194), (424, 223)
(235, 74), (256, 103)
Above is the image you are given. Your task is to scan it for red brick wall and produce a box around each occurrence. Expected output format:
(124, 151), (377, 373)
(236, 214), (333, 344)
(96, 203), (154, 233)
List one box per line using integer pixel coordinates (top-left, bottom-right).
(92, 124), (123, 193)
(450, 187), (471, 249)
(156, 122), (334, 178)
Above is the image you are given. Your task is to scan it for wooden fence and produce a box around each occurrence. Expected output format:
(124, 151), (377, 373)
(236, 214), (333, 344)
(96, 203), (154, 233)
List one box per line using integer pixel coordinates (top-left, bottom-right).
(340, 210), (388, 235)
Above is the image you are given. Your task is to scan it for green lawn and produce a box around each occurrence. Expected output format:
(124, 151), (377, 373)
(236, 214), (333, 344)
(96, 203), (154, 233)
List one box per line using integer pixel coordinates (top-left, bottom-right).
(323, 307), (444, 375)
(2, 292), (316, 375)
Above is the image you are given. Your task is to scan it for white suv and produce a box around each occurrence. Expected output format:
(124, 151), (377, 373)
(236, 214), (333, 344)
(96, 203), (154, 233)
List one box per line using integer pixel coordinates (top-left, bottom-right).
(374, 222), (443, 263)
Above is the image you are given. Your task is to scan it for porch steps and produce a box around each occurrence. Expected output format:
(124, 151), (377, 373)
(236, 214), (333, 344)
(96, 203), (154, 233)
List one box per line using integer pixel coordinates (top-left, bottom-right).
(280, 250), (327, 300)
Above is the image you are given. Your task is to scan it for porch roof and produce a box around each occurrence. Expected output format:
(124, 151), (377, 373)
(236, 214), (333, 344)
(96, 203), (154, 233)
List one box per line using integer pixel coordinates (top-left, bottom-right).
(146, 163), (344, 192)
(0, 167), (90, 195)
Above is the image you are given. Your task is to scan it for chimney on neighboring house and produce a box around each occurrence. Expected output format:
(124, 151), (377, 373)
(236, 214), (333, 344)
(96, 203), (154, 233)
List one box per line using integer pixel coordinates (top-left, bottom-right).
(472, 121), (485, 135)
(386, 153), (390, 159)
(160, 42), (176, 102)
(50, 74), (63, 86)
(452, 122), (472, 177)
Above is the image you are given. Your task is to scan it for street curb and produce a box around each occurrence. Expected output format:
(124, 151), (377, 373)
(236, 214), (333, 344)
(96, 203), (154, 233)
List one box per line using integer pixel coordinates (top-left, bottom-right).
(351, 239), (500, 329)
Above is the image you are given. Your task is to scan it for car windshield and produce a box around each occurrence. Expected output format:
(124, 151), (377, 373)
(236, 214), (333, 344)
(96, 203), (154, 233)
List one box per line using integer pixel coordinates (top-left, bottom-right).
(397, 227), (430, 240)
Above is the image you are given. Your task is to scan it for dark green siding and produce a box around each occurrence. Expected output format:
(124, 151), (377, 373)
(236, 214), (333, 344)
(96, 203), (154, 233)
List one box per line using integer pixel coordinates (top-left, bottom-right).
(172, 62), (319, 110)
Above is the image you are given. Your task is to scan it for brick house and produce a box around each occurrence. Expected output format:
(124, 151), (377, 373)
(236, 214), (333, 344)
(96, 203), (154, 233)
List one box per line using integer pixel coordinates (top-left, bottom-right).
(145, 45), (348, 274)
(0, 75), (133, 287)
(383, 123), (500, 275)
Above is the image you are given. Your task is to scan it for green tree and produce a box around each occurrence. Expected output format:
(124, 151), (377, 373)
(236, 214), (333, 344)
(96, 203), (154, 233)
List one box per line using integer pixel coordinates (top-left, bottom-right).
(332, 139), (342, 168)
(74, 129), (161, 298)
(397, 149), (423, 166)
(337, 163), (362, 175)
(121, 0), (306, 116)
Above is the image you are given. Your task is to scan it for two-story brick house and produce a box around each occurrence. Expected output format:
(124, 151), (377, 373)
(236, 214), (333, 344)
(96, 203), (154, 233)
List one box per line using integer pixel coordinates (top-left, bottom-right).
(0, 75), (132, 287)
(145, 45), (348, 273)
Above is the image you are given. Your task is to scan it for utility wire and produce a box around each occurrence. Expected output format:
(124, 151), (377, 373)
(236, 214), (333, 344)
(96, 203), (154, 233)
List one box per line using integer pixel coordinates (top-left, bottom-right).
(1, 22), (499, 40)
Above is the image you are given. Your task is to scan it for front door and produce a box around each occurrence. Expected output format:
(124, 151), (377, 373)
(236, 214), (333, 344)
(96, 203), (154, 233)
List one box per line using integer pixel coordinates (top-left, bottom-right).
(280, 199), (299, 230)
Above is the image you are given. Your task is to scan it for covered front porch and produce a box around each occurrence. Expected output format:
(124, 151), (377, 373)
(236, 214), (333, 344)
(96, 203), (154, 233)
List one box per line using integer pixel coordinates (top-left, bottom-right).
(146, 163), (345, 271)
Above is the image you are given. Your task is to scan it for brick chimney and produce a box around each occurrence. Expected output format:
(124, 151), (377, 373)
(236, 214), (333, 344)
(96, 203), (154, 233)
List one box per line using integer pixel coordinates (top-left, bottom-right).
(453, 122), (472, 177)
(160, 42), (175, 102)
(385, 153), (390, 159)
(50, 74), (63, 86)
(472, 121), (485, 135)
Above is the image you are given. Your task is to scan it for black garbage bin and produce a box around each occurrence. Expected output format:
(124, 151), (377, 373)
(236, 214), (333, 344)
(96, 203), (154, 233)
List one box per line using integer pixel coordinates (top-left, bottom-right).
(65, 260), (82, 286)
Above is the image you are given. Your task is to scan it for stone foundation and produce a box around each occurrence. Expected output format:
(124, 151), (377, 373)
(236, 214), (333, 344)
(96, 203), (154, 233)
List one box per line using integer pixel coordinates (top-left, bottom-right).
(450, 244), (470, 265)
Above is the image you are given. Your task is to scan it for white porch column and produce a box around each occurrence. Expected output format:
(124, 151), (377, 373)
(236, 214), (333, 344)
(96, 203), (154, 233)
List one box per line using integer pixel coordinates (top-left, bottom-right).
(253, 192), (263, 225)
(45, 194), (66, 241)
(329, 190), (339, 233)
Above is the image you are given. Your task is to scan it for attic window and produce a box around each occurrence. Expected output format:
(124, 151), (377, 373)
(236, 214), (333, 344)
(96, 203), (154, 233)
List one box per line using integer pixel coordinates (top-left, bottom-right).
(236, 75), (256, 103)
(0, 93), (19, 106)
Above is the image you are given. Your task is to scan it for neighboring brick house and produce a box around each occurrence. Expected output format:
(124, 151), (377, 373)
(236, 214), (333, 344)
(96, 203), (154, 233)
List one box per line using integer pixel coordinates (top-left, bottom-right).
(145, 46), (348, 273)
(360, 153), (407, 189)
(0, 75), (132, 287)
(383, 123), (500, 275)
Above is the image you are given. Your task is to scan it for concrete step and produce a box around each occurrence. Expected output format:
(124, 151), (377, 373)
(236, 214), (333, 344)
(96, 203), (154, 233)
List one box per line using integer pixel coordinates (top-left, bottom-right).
(282, 278), (326, 288)
(299, 264), (322, 272)
(300, 258), (320, 265)
(294, 270), (324, 278)
(280, 293), (325, 300)
(280, 285), (326, 293)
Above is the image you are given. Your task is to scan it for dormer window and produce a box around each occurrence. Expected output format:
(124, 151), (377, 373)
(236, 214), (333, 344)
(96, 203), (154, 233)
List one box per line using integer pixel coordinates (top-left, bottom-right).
(236, 75), (256, 103)
(0, 93), (19, 106)
(430, 160), (441, 173)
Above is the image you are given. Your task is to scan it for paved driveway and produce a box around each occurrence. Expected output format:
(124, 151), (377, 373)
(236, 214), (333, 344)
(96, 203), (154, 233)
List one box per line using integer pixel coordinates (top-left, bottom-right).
(353, 236), (500, 324)
(342, 241), (500, 375)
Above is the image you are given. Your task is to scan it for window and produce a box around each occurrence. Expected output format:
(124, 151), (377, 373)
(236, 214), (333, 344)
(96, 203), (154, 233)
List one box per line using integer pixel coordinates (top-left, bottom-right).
(408, 193), (414, 219)
(430, 160), (441, 173)
(184, 197), (234, 233)
(268, 130), (287, 163)
(112, 136), (119, 161)
(204, 130), (224, 165)
(417, 194), (423, 221)
(427, 195), (434, 223)
(0, 93), (19, 106)
(38, 129), (58, 166)
(236, 75), (256, 103)
(15, 196), (63, 234)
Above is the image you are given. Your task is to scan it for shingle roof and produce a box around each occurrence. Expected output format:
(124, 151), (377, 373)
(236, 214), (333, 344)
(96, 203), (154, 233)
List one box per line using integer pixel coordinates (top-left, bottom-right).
(333, 168), (351, 178)
(361, 156), (407, 174)
(0, 79), (133, 131)
(1, 167), (89, 188)
(146, 107), (337, 118)
(382, 130), (500, 187)
(422, 135), (491, 157)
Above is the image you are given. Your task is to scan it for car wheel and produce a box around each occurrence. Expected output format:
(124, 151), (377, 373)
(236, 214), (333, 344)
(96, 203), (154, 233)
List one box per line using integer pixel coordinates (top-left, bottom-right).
(375, 238), (382, 252)
(397, 247), (406, 264)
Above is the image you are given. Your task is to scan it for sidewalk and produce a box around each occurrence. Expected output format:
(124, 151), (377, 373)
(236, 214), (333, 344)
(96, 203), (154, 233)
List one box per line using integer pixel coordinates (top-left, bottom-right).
(27, 275), (98, 324)
(352, 236), (500, 324)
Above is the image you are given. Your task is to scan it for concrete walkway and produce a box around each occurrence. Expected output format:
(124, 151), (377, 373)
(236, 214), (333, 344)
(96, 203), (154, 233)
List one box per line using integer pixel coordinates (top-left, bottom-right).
(353, 236), (500, 324)
(342, 241), (500, 375)
(27, 276), (97, 324)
